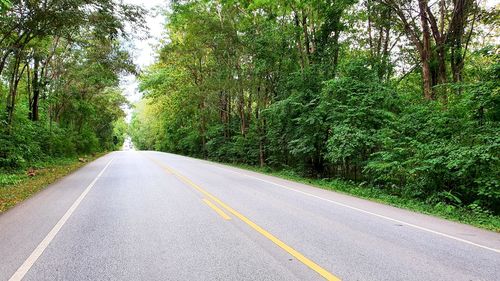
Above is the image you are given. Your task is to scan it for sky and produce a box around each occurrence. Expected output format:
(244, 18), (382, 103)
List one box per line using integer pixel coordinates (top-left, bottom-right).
(120, 0), (167, 122)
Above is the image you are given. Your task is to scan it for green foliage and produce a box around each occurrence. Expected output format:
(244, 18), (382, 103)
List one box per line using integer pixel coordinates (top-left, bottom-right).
(321, 60), (396, 171)
(0, 0), (10, 12)
(0, 0), (144, 171)
(113, 118), (127, 149)
(366, 58), (500, 212)
(129, 0), (500, 218)
(0, 173), (23, 187)
(0, 154), (103, 213)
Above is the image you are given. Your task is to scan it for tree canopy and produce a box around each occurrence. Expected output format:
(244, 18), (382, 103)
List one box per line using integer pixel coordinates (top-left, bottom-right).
(0, 0), (145, 168)
(130, 0), (499, 215)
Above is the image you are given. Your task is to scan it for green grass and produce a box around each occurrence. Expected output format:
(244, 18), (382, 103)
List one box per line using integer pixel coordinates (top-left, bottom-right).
(225, 163), (500, 232)
(0, 154), (104, 213)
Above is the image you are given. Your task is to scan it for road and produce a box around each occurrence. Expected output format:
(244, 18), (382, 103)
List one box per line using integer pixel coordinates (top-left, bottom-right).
(1, 151), (499, 281)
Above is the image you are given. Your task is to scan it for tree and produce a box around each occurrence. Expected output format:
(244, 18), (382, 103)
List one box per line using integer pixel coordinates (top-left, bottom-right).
(381, 0), (481, 99)
(131, 0), (500, 215)
(0, 0), (145, 169)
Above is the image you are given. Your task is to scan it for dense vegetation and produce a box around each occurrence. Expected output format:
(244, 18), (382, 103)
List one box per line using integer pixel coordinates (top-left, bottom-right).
(131, 0), (499, 217)
(0, 0), (144, 171)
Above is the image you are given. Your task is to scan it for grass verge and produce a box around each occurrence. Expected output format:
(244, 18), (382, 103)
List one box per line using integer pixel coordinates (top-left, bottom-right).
(0, 154), (104, 214)
(226, 163), (500, 232)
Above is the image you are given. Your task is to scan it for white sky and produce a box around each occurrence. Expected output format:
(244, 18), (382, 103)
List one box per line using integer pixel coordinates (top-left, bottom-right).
(120, 0), (167, 122)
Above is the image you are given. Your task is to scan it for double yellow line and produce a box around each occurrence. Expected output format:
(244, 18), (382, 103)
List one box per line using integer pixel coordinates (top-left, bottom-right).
(202, 198), (231, 220)
(146, 154), (341, 281)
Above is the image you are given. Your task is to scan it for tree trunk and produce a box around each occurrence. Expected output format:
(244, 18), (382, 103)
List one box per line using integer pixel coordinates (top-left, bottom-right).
(426, 4), (447, 93)
(259, 138), (265, 167)
(381, 20), (391, 80)
(219, 91), (229, 139)
(31, 56), (40, 121)
(6, 53), (26, 125)
(418, 0), (433, 100)
(367, 0), (374, 58)
(236, 62), (246, 136)
(294, 10), (306, 70)
(449, 0), (472, 83)
(199, 95), (207, 158)
(302, 9), (311, 63)
(332, 29), (340, 77)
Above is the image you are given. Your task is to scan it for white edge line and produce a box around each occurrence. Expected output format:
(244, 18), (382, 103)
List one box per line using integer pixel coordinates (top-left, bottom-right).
(8, 159), (114, 281)
(208, 162), (500, 254)
(143, 152), (500, 254)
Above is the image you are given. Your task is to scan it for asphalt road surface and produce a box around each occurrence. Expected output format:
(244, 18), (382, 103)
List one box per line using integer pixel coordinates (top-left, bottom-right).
(1, 151), (499, 281)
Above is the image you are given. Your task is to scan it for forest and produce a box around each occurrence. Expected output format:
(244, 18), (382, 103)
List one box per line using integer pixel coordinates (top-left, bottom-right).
(0, 0), (144, 171)
(130, 0), (500, 218)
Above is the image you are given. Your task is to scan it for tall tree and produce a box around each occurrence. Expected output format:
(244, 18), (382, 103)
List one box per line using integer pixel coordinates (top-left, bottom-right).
(381, 0), (480, 99)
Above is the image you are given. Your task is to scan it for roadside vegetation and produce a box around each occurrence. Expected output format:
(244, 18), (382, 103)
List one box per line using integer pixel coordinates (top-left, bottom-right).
(229, 163), (500, 232)
(130, 0), (500, 230)
(0, 1), (143, 209)
(0, 154), (103, 213)
(0, 2), (143, 171)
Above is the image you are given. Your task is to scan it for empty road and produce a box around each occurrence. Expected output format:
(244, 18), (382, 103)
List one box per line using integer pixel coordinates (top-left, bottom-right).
(1, 151), (499, 281)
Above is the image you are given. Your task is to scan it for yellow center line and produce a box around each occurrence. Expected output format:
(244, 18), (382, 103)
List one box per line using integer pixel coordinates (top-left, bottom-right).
(203, 198), (231, 220)
(147, 156), (172, 174)
(145, 154), (341, 281)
